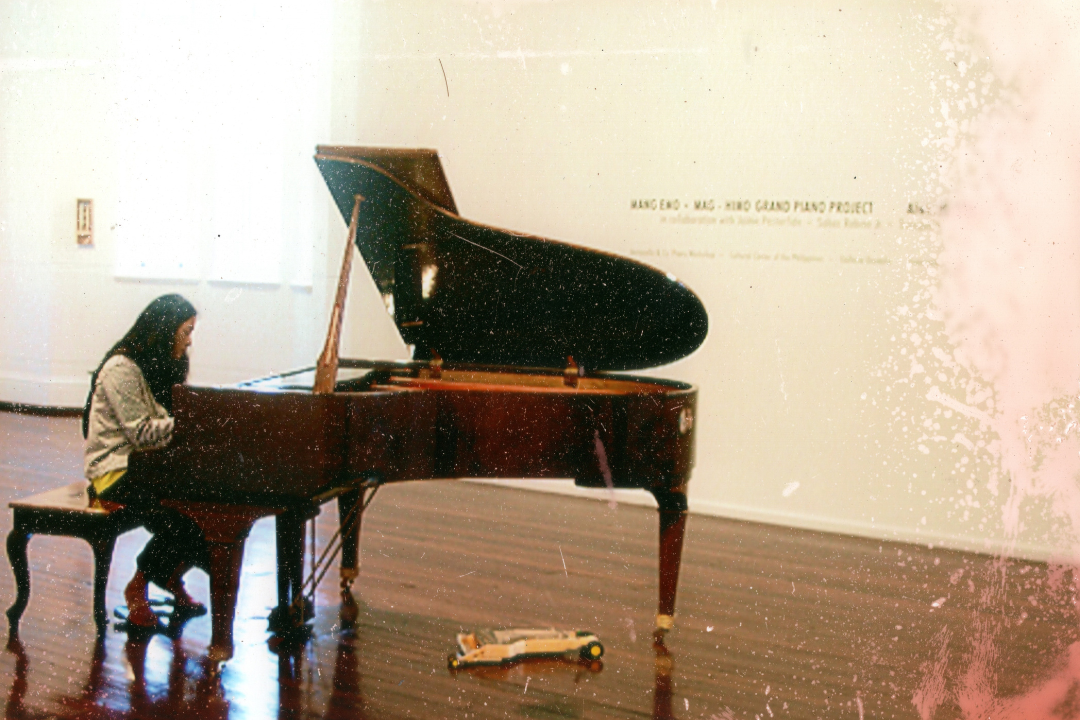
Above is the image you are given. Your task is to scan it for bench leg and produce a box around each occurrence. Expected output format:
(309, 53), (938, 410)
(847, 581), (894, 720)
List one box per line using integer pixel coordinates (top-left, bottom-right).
(6, 526), (30, 637)
(88, 534), (116, 633)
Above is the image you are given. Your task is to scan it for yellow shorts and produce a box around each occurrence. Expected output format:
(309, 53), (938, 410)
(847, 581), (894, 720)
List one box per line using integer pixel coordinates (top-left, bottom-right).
(90, 468), (127, 498)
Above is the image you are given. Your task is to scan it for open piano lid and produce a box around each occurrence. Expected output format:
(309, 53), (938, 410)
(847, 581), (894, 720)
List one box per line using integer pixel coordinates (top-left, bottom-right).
(315, 146), (708, 373)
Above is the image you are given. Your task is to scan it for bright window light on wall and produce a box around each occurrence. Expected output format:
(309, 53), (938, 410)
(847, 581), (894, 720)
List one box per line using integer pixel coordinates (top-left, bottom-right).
(113, 1), (328, 286)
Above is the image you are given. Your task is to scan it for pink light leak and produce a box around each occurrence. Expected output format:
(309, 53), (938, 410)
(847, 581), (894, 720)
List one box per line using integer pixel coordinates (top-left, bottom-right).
(939, 0), (1080, 555)
(933, 1), (1080, 717)
(952, 641), (1080, 720)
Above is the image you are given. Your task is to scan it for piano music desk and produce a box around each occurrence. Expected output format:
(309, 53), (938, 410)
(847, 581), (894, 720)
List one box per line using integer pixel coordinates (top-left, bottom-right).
(5, 482), (141, 638)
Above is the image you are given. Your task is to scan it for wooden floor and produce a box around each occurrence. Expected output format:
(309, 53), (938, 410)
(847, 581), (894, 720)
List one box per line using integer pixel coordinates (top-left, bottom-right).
(1, 412), (1078, 719)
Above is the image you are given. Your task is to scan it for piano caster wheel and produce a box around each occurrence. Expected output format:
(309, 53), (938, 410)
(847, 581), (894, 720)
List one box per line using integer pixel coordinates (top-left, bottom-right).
(268, 598), (315, 653)
(268, 625), (312, 655)
(268, 598), (315, 633)
(653, 614), (674, 644)
(267, 605), (290, 632)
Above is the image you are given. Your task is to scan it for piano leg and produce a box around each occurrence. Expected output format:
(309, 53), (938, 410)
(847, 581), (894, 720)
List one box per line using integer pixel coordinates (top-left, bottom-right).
(163, 502), (280, 662)
(649, 487), (689, 634)
(205, 539), (244, 662)
(337, 489), (363, 592)
(270, 506), (317, 633)
(274, 514), (300, 625)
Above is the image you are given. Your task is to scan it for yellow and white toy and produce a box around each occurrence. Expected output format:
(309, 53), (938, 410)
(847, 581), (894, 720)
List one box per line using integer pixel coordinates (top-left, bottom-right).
(449, 628), (604, 668)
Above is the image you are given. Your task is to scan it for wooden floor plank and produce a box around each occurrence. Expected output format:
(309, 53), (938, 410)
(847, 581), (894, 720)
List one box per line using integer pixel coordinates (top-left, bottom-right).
(1, 412), (1078, 719)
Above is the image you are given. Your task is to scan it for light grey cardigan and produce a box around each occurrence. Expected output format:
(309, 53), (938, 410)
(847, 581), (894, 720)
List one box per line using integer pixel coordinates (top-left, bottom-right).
(84, 355), (174, 480)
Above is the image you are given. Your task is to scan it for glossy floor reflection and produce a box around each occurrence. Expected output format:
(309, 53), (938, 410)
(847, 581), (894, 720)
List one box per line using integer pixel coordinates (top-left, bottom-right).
(3, 413), (1080, 719)
(2, 592), (683, 719)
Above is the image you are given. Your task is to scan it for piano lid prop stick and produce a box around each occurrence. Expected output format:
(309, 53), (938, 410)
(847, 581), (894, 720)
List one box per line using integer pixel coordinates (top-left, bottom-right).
(314, 194), (363, 394)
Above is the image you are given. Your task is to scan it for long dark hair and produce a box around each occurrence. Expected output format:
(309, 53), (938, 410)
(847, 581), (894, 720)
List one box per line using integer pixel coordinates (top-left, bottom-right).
(82, 294), (197, 438)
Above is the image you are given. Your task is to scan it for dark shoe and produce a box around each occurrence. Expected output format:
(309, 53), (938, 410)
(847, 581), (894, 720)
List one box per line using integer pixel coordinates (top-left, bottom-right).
(165, 568), (207, 618)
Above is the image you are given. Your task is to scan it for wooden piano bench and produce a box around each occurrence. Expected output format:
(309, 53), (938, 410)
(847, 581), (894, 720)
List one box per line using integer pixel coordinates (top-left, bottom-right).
(5, 482), (140, 638)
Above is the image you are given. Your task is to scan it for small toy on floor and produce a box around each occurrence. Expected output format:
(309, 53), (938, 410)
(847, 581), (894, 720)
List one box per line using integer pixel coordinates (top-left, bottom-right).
(449, 628), (604, 668)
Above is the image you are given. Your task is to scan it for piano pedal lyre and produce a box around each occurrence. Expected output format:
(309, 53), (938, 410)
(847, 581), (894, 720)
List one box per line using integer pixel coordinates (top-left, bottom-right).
(269, 475), (380, 644)
(320, 475), (382, 594)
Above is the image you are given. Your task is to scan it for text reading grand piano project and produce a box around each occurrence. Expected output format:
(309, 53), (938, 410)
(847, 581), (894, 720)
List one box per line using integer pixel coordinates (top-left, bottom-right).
(130, 147), (709, 662)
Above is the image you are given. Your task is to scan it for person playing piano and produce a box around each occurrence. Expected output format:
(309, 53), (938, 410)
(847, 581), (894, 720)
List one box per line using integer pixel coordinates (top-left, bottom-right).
(82, 294), (209, 629)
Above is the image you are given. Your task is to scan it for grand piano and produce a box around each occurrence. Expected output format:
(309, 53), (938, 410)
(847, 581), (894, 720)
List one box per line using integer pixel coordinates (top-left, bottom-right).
(130, 146), (708, 661)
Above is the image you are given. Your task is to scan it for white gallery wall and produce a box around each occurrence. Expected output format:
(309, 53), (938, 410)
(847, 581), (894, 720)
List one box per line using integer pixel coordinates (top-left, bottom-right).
(0, 0), (408, 405)
(3, 0), (1073, 561)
